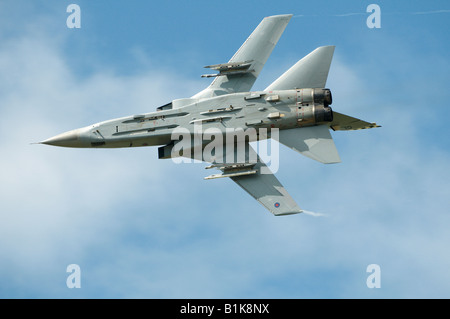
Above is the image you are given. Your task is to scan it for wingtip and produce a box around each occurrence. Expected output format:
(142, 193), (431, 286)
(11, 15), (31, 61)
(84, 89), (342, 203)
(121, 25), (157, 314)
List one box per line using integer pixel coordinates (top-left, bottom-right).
(316, 45), (336, 51)
(264, 14), (294, 20)
(274, 209), (303, 216)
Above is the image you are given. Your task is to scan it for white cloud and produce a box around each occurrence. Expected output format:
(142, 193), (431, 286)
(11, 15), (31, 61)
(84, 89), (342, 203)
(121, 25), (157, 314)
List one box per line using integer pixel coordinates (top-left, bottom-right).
(0, 17), (209, 297)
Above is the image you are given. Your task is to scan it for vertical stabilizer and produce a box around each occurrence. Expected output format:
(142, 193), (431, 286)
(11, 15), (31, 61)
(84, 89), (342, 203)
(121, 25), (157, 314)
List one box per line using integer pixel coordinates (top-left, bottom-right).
(265, 46), (335, 91)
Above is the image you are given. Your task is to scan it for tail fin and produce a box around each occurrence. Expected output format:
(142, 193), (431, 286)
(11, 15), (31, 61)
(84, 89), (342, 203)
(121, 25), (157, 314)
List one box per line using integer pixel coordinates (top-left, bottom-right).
(273, 125), (341, 164)
(265, 46), (335, 91)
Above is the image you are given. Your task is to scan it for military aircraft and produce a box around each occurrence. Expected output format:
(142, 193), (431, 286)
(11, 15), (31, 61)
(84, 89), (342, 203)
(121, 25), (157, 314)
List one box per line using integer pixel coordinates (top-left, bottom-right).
(40, 14), (379, 216)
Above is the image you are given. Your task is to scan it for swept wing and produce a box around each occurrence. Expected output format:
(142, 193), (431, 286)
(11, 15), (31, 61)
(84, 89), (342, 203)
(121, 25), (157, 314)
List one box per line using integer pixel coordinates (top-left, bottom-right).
(208, 144), (302, 216)
(174, 140), (303, 216)
(193, 14), (292, 99)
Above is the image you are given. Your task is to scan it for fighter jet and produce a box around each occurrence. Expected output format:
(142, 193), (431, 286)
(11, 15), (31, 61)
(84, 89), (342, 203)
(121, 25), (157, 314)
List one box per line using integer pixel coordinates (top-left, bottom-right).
(40, 14), (379, 216)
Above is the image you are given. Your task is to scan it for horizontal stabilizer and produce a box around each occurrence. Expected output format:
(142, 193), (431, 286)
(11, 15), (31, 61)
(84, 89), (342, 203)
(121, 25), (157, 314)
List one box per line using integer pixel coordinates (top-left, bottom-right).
(329, 112), (381, 131)
(265, 46), (335, 91)
(274, 125), (341, 164)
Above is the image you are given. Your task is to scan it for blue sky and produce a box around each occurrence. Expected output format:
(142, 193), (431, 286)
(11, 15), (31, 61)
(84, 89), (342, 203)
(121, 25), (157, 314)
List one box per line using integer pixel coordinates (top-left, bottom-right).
(0, 0), (449, 298)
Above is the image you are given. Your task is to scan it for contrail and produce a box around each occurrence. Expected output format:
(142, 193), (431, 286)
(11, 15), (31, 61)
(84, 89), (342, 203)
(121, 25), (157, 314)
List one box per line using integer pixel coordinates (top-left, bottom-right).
(293, 10), (450, 18)
(409, 9), (450, 15)
(301, 210), (328, 217)
(333, 13), (365, 17)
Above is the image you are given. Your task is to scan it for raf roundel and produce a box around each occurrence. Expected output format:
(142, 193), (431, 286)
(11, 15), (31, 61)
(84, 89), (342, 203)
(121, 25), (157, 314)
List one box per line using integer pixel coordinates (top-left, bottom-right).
(274, 202), (280, 208)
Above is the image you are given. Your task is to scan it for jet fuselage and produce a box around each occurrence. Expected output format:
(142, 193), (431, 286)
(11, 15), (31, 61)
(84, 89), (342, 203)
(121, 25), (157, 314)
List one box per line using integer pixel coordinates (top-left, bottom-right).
(42, 88), (333, 149)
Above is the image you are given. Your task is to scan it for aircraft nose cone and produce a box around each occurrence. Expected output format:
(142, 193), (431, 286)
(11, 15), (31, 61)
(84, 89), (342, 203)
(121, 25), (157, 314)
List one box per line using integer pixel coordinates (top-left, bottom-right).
(41, 129), (81, 147)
